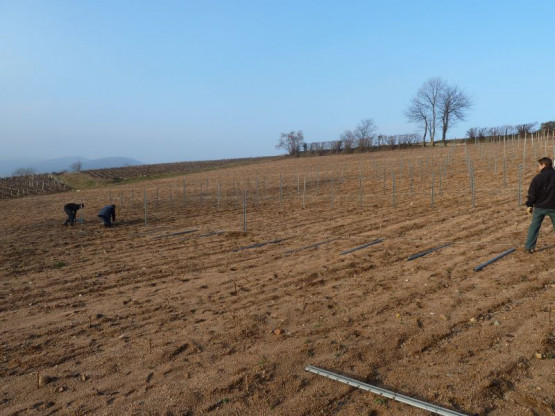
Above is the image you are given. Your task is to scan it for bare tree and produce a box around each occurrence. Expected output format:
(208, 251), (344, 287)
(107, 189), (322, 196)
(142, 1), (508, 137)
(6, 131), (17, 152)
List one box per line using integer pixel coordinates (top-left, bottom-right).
(540, 120), (555, 134)
(439, 84), (472, 146)
(405, 78), (446, 146)
(353, 119), (377, 150)
(417, 78), (445, 146)
(385, 135), (397, 147)
(70, 160), (83, 172)
(466, 127), (478, 141)
(339, 130), (356, 153)
(488, 127), (502, 139)
(515, 123), (537, 137)
(276, 130), (305, 157)
(500, 125), (516, 136)
(331, 140), (343, 153)
(405, 97), (430, 146)
(397, 133), (418, 146)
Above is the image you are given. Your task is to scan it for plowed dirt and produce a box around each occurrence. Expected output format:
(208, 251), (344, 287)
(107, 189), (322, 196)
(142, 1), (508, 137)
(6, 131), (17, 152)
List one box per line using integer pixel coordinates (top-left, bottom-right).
(1, 141), (554, 415)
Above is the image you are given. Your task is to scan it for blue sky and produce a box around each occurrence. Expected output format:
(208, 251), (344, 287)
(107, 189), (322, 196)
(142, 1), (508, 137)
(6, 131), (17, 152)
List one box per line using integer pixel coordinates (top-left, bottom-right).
(1, 0), (554, 163)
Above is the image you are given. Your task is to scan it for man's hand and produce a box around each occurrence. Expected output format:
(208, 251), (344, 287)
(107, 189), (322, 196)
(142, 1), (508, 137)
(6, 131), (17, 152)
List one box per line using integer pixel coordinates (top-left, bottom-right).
(526, 206), (533, 215)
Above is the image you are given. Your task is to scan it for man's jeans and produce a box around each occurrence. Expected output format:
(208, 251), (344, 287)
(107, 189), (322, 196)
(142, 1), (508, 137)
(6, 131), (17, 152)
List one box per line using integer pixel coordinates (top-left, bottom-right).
(98, 215), (112, 227)
(525, 207), (555, 250)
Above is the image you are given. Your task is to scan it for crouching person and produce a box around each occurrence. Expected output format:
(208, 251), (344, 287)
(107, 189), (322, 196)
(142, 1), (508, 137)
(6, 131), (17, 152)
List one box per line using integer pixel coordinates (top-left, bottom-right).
(64, 202), (84, 226)
(98, 204), (116, 227)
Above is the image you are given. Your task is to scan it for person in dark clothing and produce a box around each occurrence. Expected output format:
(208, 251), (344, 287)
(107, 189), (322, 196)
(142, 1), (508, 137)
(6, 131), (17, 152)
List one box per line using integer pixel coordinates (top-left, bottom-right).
(63, 202), (84, 226)
(524, 157), (555, 253)
(98, 204), (116, 227)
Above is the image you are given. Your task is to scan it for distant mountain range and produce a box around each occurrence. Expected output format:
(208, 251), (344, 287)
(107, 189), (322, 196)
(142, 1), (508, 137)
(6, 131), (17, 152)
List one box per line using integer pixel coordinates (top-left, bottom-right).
(0, 156), (144, 177)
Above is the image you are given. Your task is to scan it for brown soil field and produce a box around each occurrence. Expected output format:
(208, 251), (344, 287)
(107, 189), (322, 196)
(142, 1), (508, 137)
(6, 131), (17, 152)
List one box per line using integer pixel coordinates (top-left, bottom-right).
(1, 140), (554, 416)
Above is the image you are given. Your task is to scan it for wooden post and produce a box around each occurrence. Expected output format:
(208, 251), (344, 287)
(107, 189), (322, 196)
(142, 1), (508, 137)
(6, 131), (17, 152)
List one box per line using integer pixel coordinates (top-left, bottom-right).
(256, 177), (259, 204)
(330, 176), (335, 210)
(358, 171), (363, 207)
(518, 164), (523, 206)
(471, 167), (476, 208)
(523, 133), (527, 173)
(431, 171), (435, 208)
(243, 189), (247, 235)
(392, 171), (396, 208)
(144, 187), (147, 226)
(302, 175), (306, 209)
(279, 172), (283, 208)
(217, 182), (221, 209)
(409, 163), (414, 194)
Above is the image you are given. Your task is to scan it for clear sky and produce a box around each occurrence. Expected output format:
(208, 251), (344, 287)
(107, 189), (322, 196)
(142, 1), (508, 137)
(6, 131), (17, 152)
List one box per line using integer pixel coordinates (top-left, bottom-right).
(1, 0), (554, 164)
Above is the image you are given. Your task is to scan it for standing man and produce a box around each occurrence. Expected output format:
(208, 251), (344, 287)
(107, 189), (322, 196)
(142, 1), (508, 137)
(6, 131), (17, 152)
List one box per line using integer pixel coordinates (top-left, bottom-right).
(63, 202), (84, 226)
(524, 157), (555, 253)
(98, 204), (116, 227)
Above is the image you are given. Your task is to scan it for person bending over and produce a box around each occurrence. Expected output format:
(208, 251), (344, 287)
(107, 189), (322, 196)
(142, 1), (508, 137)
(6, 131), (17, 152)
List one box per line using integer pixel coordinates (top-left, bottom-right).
(63, 202), (84, 226)
(98, 204), (116, 227)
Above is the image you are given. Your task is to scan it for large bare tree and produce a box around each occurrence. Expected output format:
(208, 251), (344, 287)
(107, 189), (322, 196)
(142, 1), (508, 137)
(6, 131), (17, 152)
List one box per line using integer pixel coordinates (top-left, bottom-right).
(439, 85), (472, 146)
(405, 78), (445, 146)
(407, 78), (471, 146)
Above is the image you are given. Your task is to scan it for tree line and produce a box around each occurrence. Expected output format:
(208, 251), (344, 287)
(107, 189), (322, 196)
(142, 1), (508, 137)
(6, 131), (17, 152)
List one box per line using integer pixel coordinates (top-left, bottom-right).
(466, 121), (554, 141)
(276, 120), (419, 157)
(278, 77), (473, 155)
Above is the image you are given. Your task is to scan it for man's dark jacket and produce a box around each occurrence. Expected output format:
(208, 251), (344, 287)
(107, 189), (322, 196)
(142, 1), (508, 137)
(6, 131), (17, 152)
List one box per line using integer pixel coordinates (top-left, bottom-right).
(98, 205), (116, 221)
(64, 203), (82, 213)
(526, 166), (555, 208)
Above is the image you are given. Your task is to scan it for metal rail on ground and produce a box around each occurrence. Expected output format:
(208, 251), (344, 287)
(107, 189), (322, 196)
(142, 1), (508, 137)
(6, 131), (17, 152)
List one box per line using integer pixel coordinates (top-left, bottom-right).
(407, 243), (451, 261)
(473, 248), (516, 271)
(340, 238), (384, 255)
(305, 366), (469, 416)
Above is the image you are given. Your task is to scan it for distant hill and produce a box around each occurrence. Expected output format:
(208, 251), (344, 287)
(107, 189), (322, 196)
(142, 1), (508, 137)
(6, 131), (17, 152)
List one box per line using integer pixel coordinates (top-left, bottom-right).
(0, 156), (143, 177)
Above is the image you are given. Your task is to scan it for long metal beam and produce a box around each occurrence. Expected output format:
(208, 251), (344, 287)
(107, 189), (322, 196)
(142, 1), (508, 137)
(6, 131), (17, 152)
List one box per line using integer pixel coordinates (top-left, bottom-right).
(341, 238), (384, 255)
(473, 248), (516, 271)
(305, 366), (469, 416)
(407, 243), (451, 261)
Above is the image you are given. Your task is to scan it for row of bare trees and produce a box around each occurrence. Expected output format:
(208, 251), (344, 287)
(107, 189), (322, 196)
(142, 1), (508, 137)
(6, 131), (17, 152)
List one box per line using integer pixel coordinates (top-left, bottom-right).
(277, 119), (419, 157)
(405, 77), (472, 147)
(304, 134), (418, 155)
(325, 119), (417, 152)
(277, 77), (473, 155)
(466, 123), (540, 141)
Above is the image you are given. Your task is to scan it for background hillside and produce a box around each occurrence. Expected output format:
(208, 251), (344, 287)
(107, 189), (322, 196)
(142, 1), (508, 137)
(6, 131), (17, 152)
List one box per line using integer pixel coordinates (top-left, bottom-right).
(0, 156), (143, 178)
